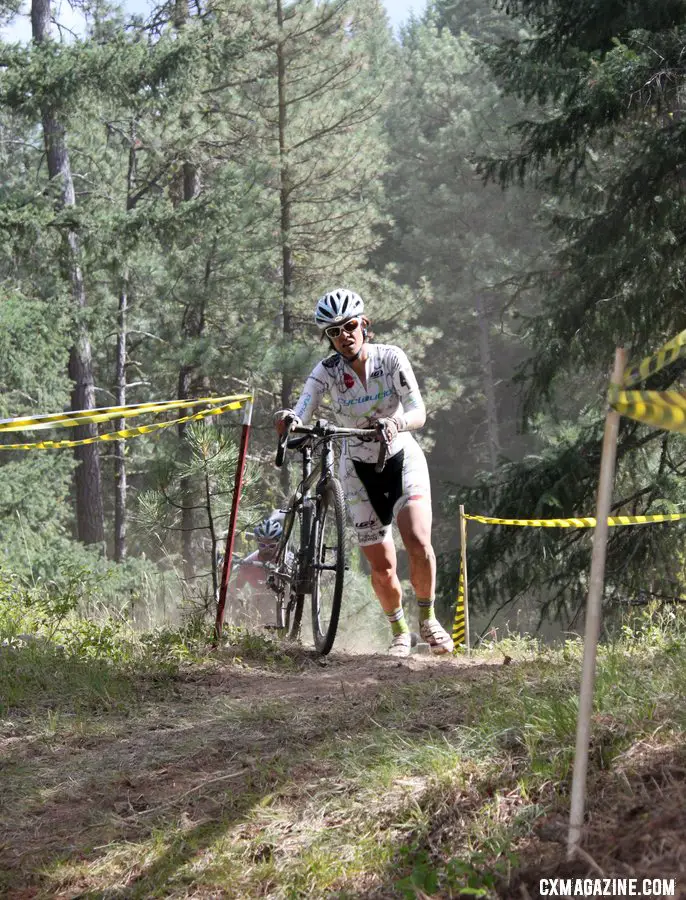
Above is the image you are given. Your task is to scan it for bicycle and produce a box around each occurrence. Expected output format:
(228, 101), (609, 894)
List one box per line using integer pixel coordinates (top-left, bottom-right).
(267, 417), (388, 655)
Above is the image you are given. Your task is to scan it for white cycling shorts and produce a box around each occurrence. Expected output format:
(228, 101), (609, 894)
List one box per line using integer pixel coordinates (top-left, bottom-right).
(340, 436), (431, 546)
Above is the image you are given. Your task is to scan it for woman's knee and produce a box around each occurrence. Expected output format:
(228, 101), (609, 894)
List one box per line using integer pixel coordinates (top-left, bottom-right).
(370, 561), (398, 589)
(404, 533), (435, 566)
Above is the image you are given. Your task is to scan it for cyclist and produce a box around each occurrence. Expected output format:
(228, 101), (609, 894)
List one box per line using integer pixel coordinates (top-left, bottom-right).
(275, 288), (453, 658)
(231, 516), (283, 626)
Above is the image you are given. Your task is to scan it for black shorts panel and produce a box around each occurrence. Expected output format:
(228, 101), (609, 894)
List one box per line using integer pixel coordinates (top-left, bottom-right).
(351, 449), (405, 526)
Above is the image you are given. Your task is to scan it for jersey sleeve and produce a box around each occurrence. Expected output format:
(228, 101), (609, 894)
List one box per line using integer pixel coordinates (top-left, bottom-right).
(390, 347), (425, 419)
(293, 361), (329, 425)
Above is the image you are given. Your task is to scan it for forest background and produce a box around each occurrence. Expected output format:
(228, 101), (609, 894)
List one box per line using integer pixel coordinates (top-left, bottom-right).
(1, 0), (685, 640)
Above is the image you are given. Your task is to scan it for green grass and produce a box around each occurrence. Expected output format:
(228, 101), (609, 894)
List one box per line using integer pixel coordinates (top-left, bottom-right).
(1, 605), (685, 897)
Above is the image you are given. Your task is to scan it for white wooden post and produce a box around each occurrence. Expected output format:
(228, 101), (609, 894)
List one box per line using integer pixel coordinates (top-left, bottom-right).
(567, 348), (626, 858)
(459, 504), (470, 651)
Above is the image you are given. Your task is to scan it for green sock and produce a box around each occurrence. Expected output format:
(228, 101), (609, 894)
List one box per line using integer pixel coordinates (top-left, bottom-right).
(417, 597), (435, 623)
(386, 606), (410, 637)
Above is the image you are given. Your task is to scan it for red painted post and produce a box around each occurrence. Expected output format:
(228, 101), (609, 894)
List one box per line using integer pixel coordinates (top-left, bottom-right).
(214, 396), (253, 644)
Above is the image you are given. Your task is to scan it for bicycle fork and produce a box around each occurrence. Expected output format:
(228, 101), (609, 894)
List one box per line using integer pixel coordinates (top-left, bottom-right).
(297, 497), (315, 595)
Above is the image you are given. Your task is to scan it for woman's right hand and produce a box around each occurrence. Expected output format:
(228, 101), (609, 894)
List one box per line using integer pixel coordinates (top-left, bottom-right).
(274, 409), (302, 435)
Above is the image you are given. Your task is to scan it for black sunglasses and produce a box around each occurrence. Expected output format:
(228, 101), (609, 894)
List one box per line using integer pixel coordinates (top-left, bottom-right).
(325, 318), (361, 339)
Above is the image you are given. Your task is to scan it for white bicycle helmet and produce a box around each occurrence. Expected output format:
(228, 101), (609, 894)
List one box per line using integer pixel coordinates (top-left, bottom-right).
(254, 518), (283, 542)
(314, 288), (364, 330)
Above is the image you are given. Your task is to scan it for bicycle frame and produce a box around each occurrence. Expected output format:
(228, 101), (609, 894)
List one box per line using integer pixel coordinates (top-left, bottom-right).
(274, 431), (337, 604)
(269, 419), (386, 631)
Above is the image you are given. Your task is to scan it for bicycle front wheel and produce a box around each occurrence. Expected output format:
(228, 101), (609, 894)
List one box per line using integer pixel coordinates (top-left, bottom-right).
(311, 478), (346, 655)
(284, 506), (306, 639)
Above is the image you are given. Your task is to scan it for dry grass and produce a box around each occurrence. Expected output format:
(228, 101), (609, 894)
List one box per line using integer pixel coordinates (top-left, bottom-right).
(509, 740), (686, 899)
(0, 628), (684, 899)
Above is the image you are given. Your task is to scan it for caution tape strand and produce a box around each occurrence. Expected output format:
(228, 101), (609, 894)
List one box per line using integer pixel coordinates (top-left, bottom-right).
(622, 328), (686, 388)
(452, 556), (466, 652)
(0, 399), (246, 451)
(0, 393), (252, 434)
(464, 512), (686, 527)
(608, 385), (686, 434)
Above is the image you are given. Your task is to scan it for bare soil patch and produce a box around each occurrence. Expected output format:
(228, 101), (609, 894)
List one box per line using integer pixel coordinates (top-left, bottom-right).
(507, 741), (686, 899)
(0, 649), (491, 897)
(197, 646), (502, 702)
(3, 647), (684, 898)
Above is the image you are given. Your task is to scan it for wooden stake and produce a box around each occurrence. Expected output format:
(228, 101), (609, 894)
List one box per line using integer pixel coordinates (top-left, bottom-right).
(214, 397), (253, 644)
(567, 348), (626, 858)
(459, 504), (470, 651)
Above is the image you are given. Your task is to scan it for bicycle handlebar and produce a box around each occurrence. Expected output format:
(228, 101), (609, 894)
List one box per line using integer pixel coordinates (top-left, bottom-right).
(275, 418), (389, 472)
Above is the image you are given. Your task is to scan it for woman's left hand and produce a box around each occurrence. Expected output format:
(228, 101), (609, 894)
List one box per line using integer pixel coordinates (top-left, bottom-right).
(375, 417), (399, 444)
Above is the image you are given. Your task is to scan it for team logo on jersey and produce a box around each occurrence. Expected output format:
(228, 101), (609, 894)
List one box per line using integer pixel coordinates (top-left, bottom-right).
(370, 367), (383, 378)
(343, 372), (355, 389)
(340, 388), (393, 406)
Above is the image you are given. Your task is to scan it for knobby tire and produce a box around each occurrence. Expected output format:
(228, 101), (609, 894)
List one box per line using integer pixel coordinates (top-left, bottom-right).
(311, 477), (346, 655)
(278, 506), (305, 639)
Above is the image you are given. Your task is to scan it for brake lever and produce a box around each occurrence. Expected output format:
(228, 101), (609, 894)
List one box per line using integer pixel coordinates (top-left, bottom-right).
(275, 416), (295, 468)
(375, 429), (389, 473)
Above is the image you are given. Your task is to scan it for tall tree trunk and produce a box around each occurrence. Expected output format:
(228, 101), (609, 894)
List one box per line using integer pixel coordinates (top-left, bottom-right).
(276, 0), (295, 494)
(114, 280), (127, 562)
(475, 293), (500, 471)
(276, 0), (294, 411)
(177, 161), (203, 581)
(172, 0), (203, 581)
(177, 367), (195, 582)
(32, 0), (105, 547)
(113, 131), (138, 563)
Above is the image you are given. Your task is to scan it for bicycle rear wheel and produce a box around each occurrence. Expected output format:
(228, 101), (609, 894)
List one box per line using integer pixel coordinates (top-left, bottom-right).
(311, 477), (346, 655)
(281, 506), (305, 639)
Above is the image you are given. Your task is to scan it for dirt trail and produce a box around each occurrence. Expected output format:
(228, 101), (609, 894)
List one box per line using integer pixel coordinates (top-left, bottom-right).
(2, 647), (685, 898)
(198, 648), (502, 702)
(0, 649), (504, 898)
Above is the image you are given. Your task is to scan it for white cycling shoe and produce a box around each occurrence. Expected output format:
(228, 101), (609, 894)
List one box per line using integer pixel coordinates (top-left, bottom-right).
(419, 618), (454, 655)
(388, 632), (412, 658)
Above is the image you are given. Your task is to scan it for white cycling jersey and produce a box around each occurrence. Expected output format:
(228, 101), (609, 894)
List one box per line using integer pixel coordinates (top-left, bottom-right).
(292, 344), (431, 545)
(293, 344), (425, 463)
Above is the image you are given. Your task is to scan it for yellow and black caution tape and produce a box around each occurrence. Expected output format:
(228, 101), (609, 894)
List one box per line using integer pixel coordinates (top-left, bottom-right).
(452, 556), (466, 652)
(623, 328), (686, 388)
(608, 385), (686, 434)
(0, 393), (252, 433)
(0, 398), (248, 451)
(464, 512), (685, 528)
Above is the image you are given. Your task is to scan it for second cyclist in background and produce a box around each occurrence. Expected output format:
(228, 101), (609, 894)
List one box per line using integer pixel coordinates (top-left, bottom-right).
(275, 288), (453, 658)
(231, 516), (283, 627)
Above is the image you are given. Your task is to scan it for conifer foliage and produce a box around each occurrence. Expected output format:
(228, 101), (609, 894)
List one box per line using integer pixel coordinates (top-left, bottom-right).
(481, 0), (686, 393)
(447, 0), (686, 622)
(2, 0), (683, 628)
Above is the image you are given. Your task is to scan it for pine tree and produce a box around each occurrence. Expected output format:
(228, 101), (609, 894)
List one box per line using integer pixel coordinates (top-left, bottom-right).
(480, 0), (686, 392)
(444, 0), (686, 622)
(377, 16), (543, 483)
(31, 0), (106, 546)
(223, 0), (394, 409)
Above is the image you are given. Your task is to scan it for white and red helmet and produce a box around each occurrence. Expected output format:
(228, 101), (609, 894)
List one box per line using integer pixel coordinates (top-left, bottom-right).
(314, 289), (364, 330)
(254, 518), (283, 543)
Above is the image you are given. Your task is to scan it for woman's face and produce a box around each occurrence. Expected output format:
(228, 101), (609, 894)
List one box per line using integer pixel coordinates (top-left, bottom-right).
(257, 540), (278, 561)
(326, 317), (364, 359)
